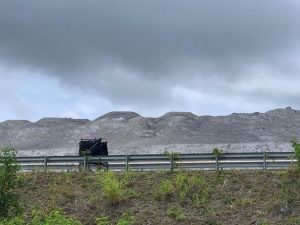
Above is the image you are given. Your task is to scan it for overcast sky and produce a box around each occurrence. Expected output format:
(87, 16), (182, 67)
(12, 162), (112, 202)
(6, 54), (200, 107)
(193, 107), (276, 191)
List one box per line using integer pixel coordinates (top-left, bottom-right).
(0, 0), (300, 122)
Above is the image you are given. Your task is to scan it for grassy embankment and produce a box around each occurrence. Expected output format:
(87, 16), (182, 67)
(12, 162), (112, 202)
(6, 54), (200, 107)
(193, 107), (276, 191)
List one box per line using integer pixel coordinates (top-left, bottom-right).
(7, 167), (300, 225)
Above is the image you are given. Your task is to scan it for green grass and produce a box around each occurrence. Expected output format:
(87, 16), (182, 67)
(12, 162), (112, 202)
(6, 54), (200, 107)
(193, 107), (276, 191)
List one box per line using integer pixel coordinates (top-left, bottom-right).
(155, 180), (175, 200)
(166, 205), (186, 221)
(97, 171), (124, 205)
(0, 169), (299, 224)
(0, 210), (82, 225)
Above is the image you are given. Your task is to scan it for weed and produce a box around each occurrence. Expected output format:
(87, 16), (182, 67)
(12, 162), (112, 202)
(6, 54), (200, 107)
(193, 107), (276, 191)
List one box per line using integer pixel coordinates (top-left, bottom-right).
(174, 173), (190, 202)
(42, 210), (82, 225)
(174, 172), (188, 189)
(167, 205), (186, 221)
(117, 213), (133, 225)
(179, 185), (189, 202)
(95, 213), (133, 225)
(203, 207), (219, 225)
(96, 216), (111, 225)
(212, 148), (223, 157)
(189, 175), (210, 205)
(234, 197), (255, 207)
(155, 180), (175, 200)
(122, 170), (136, 187)
(61, 172), (74, 185)
(164, 151), (181, 160)
(98, 171), (124, 205)
(0, 216), (25, 225)
(164, 151), (182, 169)
(273, 169), (300, 216)
(190, 175), (205, 186)
(286, 216), (300, 224)
(88, 195), (99, 205)
(0, 210), (82, 225)
(256, 219), (270, 225)
(291, 137), (300, 170)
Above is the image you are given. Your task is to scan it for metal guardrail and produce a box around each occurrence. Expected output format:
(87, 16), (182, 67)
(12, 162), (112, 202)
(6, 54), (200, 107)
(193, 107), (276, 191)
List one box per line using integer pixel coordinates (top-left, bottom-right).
(13, 151), (297, 172)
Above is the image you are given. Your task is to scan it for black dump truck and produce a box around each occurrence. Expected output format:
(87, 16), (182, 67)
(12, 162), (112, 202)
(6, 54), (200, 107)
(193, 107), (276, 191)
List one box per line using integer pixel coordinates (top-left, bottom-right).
(79, 138), (108, 170)
(79, 138), (108, 156)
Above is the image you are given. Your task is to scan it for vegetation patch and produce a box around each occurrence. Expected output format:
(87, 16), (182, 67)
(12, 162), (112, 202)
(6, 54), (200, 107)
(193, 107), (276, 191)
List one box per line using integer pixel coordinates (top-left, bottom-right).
(166, 205), (186, 221)
(0, 147), (21, 219)
(291, 137), (300, 170)
(0, 157), (299, 224)
(0, 210), (82, 225)
(96, 171), (124, 206)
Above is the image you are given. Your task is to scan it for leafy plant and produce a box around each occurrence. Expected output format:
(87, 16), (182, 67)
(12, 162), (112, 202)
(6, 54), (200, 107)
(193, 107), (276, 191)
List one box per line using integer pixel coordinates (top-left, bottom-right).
(0, 146), (21, 219)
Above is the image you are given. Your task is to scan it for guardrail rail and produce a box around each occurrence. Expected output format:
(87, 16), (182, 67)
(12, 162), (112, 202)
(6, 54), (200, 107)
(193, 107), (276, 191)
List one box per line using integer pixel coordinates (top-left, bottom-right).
(13, 151), (297, 172)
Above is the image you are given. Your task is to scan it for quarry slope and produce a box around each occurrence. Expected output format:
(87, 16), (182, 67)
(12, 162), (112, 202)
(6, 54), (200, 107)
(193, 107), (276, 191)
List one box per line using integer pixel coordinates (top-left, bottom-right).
(0, 107), (299, 156)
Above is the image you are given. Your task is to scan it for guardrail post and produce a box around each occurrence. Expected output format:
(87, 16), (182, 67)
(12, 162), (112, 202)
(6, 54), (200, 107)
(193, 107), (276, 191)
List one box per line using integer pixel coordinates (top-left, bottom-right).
(83, 156), (88, 172)
(263, 152), (267, 171)
(125, 155), (129, 172)
(170, 154), (174, 171)
(44, 156), (48, 172)
(215, 156), (219, 171)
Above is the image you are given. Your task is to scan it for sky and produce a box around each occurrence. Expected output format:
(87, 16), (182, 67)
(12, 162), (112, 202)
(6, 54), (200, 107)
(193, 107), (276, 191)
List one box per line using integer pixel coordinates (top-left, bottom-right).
(0, 0), (300, 122)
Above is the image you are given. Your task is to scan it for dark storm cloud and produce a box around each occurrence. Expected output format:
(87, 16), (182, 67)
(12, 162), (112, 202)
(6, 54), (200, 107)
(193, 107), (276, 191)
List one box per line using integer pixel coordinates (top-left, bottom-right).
(0, 0), (300, 112)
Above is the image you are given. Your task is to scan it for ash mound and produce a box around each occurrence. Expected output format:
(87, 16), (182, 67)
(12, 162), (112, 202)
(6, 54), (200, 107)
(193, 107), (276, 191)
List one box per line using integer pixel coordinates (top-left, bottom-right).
(0, 107), (298, 156)
(94, 111), (141, 121)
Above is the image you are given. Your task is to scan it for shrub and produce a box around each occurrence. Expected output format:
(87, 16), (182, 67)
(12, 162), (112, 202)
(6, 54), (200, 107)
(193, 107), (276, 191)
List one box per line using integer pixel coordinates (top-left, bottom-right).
(98, 171), (123, 205)
(291, 138), (300, 170)
(0, 146), (21, 219)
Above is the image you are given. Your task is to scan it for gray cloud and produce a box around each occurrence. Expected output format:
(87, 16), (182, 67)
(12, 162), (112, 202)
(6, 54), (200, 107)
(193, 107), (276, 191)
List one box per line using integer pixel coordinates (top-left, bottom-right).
(0, 0), (300, 117)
